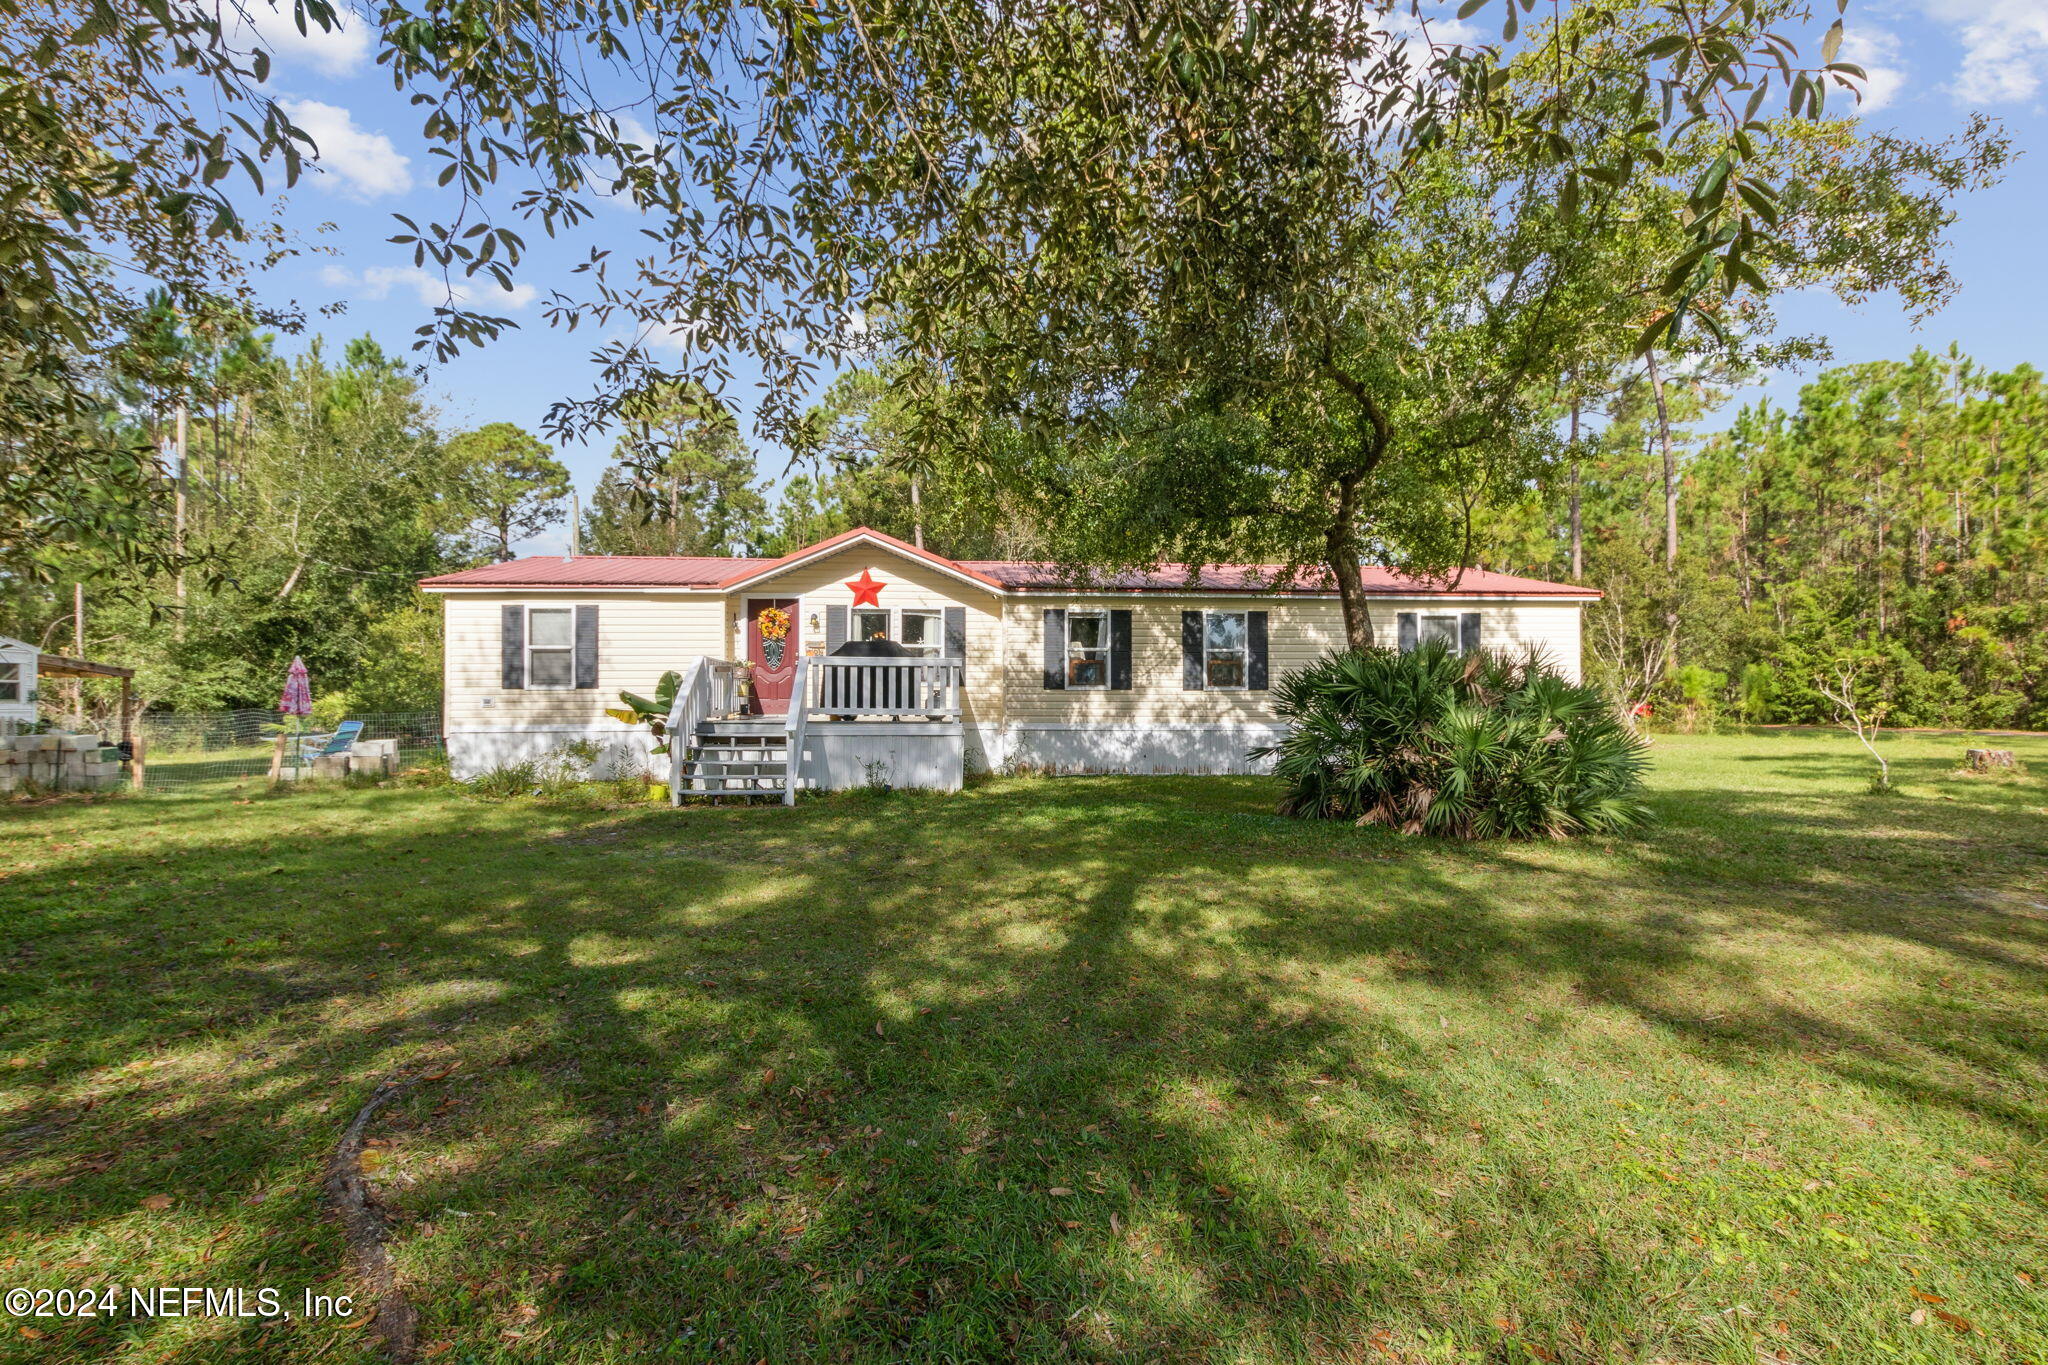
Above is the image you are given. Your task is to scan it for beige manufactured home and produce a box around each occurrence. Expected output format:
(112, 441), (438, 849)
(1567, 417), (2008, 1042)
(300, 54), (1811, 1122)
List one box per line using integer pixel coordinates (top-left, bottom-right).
(420, 527), (1599, 795)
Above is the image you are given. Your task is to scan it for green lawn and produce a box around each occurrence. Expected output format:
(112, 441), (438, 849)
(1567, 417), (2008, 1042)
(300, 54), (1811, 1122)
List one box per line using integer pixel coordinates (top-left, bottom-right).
(2, 730), (2044, 1364)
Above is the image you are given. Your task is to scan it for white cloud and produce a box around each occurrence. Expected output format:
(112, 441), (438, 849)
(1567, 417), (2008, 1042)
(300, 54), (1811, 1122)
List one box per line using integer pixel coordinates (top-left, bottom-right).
(1839, 28), (1908, 112)
(283, 99), (412, 198)
(250, 0), (372, 77)
(1335, 9), (1483, 130)
(1922, 0), (2048, 104)
(322, 264), (536, 311)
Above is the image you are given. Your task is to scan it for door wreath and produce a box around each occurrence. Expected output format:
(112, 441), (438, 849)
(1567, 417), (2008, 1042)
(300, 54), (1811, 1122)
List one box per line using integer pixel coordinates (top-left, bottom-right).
(757, 605), (791, 669)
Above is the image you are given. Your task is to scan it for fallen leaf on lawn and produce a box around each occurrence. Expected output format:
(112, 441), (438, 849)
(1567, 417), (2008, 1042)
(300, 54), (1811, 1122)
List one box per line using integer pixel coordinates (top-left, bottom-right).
(874, 1021), (885, 1037)
(1110, 1213), (1121, 1234)
(19, 1328), (43, 1341)
(1493, 1318), (1517, 1332)
(139, 1194), (172, 1211)
(762, 1068), (776, 1087)
(1910, 1291), (1946, 1304)
(1061, 1220), (1080, 1229)
(1047, 1187), (1072, 1196)
(2017, 1271), (2035, 1285)
(359, 1151), (386, 1172)
(1933, 1310), (1972, 1333)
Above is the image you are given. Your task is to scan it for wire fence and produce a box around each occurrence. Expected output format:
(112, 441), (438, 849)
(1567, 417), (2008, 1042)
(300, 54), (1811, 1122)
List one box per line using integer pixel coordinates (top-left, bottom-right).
(133, 709), (445, 793)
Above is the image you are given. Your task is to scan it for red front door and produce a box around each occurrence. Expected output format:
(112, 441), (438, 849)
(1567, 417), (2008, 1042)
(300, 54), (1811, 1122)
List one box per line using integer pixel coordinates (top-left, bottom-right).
(747, 599), (800, 715)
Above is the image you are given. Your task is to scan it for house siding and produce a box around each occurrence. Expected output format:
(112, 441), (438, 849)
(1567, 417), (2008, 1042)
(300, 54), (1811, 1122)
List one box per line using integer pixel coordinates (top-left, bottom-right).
(430, 541), (1587, 779)
(442, 591), (725, 773)
(725, 545), (1007, 762)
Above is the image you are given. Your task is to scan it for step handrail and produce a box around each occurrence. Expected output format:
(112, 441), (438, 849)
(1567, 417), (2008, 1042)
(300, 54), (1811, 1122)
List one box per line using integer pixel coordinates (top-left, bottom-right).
(665, 656), (743, 805)
(783, 654), (811, 806)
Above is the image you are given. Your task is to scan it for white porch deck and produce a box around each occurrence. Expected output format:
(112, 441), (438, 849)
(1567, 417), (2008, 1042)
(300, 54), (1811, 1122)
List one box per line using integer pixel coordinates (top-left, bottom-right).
(665, 655), (965, 802)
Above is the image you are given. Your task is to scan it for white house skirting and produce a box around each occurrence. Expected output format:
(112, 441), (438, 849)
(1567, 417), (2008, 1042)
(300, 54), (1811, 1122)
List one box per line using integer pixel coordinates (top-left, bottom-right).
(445, 726), (659, 781)
(1001, 723), (1286, 776)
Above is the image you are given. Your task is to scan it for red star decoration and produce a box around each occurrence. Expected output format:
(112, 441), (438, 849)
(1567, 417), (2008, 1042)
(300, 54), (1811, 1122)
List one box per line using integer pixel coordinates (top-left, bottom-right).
(845, 570), (885, 606)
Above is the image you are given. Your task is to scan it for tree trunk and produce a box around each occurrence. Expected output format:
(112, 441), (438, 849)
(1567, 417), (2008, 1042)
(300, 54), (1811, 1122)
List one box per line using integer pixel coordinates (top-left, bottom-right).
(1645, 351), (1678, 568)
(1568, 393), (1583, 580)
(173, 401), (189, 641)
(1325, 471), (1373, 649)
(910, 475), (923, 550)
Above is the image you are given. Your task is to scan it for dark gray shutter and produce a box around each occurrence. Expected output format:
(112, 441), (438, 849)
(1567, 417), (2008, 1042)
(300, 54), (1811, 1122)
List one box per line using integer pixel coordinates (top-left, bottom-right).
(1459, 611), (1482, 655)
(1396, 612), (1418, 654)
(1247, 610), (1269, 689)
(1042, 608), (1066, 689)
(1109, 610), (1133, 690)
(501, 605), (525, 689)
(825, 604), (848, 653)
(943, 606), (966, 660)
(1182, 611), (1204, 690)
(573, 605), (599, 688)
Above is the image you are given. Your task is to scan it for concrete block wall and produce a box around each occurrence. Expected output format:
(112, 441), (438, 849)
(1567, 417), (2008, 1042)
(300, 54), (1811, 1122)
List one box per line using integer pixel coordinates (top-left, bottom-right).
(0, 732), (127, 792)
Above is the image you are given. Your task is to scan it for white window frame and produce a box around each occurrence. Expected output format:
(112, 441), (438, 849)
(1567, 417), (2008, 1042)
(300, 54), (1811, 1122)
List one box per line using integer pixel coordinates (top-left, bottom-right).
(853, 607), (892, 644)
(898, 608), (943, 658)
(1065, 608), (1111, 690)
(1203, 609), (1249, 691)
(0, 661), (18, 704)
(525, 606), (576, 690)
(1419, 613), (1462, 652)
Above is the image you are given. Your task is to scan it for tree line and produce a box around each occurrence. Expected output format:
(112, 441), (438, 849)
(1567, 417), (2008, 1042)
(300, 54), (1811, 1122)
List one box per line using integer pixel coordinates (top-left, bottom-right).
(0, 327), (1018, 718)
(1475, 344), (2048, 730)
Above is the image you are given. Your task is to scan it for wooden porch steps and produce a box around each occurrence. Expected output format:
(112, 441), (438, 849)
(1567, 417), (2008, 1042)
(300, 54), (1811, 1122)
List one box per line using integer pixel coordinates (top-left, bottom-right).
(676, 715), (790, 799)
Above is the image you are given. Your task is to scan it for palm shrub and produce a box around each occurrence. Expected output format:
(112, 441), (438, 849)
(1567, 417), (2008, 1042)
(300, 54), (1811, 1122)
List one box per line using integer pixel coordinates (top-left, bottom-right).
(1256, 643), (1650, 839)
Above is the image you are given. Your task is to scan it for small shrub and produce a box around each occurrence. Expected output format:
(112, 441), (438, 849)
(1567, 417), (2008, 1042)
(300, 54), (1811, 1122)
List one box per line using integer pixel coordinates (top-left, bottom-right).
(1668, 664), (1727, 733)
(1257, 643), (1650, 839)
(399, 751), (454, 788)
(466, 758), (541, 799)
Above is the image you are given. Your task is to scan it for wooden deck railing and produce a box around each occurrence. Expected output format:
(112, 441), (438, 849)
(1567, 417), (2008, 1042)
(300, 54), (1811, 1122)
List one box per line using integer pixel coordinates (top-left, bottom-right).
(799, 657), (963, 719)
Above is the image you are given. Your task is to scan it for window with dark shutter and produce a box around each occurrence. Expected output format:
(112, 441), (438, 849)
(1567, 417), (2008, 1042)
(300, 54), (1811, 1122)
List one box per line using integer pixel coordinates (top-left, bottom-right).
(1459, 612), (1482, 655)
(574, 605), (599, 688)
(1396, 612), (1419, 654)
(1247, 611), (1269, 689)
(825, 604), (848, 653)
(943, 606), (966, 660)
(1181, 611), (1204, 689)
(1109, 610), (1133, 690)
(501, 605), (525, 689)
(1042, 608), (1066, 689)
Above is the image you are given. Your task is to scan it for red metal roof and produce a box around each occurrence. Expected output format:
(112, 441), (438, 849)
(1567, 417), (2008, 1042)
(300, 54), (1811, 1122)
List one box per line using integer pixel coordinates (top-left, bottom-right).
(959, 561), (1600, 597)
(419, 530), (1598, 598)
(419, 555), (774, 588)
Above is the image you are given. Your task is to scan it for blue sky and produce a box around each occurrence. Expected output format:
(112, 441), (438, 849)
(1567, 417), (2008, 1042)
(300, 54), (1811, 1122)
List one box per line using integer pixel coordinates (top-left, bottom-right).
(236, 0), (2045, 553)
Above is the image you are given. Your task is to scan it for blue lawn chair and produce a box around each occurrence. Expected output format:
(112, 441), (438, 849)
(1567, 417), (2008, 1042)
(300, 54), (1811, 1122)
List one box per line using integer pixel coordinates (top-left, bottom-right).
(292, 720), (363, 769)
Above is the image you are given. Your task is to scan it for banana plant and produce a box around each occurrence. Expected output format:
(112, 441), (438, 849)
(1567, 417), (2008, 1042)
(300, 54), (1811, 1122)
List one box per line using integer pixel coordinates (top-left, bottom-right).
(606, 670), (684, 755)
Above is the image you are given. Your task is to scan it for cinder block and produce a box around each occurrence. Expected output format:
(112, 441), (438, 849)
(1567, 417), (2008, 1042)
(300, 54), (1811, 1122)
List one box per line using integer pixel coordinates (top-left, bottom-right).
(348, 752), (396, 777)
(81, 762), (120, 778)
(57, 734), (99, 752)
(15, 735), (55, 752)
(310, 753), (351, 780)
(0, 773), (17, 793)
(90, 774), (125, 791)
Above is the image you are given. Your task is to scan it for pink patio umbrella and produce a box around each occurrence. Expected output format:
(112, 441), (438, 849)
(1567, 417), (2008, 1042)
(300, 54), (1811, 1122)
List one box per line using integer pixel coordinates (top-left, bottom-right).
(278, 656), (313, 718)
(277, 657), (313, 768)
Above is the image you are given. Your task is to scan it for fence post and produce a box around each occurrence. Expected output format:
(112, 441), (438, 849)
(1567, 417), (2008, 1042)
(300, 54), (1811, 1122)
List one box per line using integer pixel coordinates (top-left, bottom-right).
(267, 733), (287, 784)
(129, 735), (146, 793)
